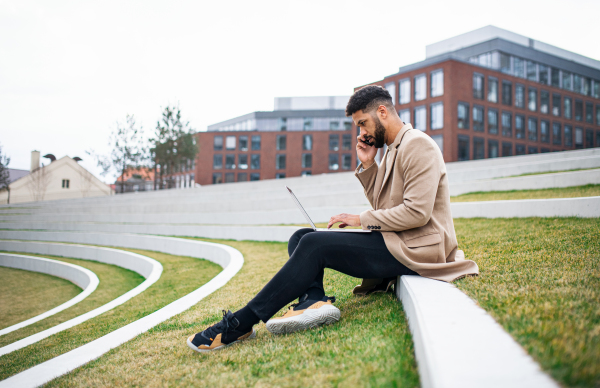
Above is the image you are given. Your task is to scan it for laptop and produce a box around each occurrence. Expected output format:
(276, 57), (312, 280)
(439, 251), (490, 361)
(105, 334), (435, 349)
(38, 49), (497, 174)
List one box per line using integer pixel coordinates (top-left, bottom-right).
(285, 186), (371, 233)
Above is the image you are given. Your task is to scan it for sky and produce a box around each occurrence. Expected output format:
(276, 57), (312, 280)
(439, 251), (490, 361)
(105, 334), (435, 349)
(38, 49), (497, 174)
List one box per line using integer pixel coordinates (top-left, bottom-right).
(1, 0), (599, 182)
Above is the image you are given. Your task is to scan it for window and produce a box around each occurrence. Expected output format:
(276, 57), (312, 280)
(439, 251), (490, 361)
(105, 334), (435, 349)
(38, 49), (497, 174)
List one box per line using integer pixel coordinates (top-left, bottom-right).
(431, 135), (443, 155)
(551, 68), (560, 88)
(488, 109), (498, 134)
(458, 103), (469, 129)
(502, 112), (512, 137)
(458, 135), (470, 161)
(431, 103), (443, 130)
(414, 74), (426, 101)
(225, 154), (235, 169)
(301, 170), (312, 176)
(502, 81), (512, 105)
(528, 117), (538, 141)
(473, 137), (485, 160)
(502, 142), (512, 157)
(329, 134), (339, 151)
(597, 105), (600, 126)
(212, 173), (222, 184)
(342, 154), (352, 170)
(565, 125), (573, 147)
(575, 100), (583, 121)
(515, 84), (525, 108)
(251, 135), (261, 150)
(276, 135), (286, 150)
(344, 121), (352, 131)
(276, 173), (286, 179)
(237, 172), (247, 182)
(399, 79), (411, 104)
(596, 131), (600, 147)
(541, 120), (550, 143)
(385, 82), (396, 104)
(564, 97), (572, 119)
(488, 77), (498, 103)
(302, 153), (312, 168)
(239, 136), (248, 151)
(594, 81), (600, 99)
(62, 179), (70, 189)
(514, 57), (525, 78)
(526, 60), (537, 81)
(540, 91), (549, 114)
(528, 146), (538, 154)
(562, 71), (573, 90)
(574, 75), (582, 94)
(238, 154), (248, 169)
(586, 129), (594, 148)
(250, 154), (260, 169)
(414, 106), (426, 130)
(552, 123), (562, 145)
(586, 102), (593, 123)
(473, 105), (484, 132)
(473, 74), (484, 99)
(541, 148), (550, 153)
(516, 144), (526, 155)
(214, 136), (223, 151)
(303, 118), (313, 131)
(329, 154), (339, 170)
(539, 64), (549, 85)
(528, 88), (537, 111)
(225, 173), (235, 183)
(500, 53), (511, 74)
(431, 70), (444, 97)
(225, 136), (236, 150)
(552, 94), (561, 116)
(278, 117), (287, 131)
(488, 140), (499, 158)
(399, 109), (410, 124)
(303, 135), (313, 151)
(213, 154), (223, 169)
(250, 173), (260, 181)
(583, 78), (591, 96)
(341, 134), (352, 150)
(330, 121), (339, 130)
(575, 127), (583, 148)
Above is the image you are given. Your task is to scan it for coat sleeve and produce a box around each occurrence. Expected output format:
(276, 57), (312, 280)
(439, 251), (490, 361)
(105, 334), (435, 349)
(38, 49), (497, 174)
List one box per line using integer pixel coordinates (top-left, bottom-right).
(354, 161), (378, 209)
(359, 136), (441, 231)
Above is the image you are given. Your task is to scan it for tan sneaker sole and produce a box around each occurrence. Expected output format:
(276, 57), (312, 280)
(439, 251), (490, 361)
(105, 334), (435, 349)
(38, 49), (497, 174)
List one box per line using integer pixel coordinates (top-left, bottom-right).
(266, 304), (340, 335)
(186, 329), (256, 353)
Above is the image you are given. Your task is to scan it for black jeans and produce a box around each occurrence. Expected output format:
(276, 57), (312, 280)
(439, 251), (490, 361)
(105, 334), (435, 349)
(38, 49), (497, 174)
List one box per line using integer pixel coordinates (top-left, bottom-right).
(247, 228), (417, 322)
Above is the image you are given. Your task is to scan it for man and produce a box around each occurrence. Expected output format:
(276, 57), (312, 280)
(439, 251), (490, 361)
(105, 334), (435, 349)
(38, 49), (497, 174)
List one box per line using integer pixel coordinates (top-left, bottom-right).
(187, 85), (479, 353)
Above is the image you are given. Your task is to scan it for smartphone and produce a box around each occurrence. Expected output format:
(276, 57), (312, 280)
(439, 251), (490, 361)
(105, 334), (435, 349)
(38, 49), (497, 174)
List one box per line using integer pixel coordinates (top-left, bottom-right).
(360, 137), (374, 146)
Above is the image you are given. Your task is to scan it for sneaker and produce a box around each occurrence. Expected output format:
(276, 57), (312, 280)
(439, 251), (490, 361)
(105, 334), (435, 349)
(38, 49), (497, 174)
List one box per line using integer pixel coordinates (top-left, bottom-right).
(265, 294), (340, 335)
(187, 310), (256, 353)
(352, 277), (396, 296)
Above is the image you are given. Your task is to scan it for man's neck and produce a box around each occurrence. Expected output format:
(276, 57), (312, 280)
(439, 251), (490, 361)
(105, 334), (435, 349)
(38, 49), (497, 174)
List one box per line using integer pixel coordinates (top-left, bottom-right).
(385, 119), (406, 146)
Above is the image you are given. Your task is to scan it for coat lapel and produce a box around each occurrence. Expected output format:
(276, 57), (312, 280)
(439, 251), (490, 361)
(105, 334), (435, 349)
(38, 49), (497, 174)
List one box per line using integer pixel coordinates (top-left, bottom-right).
(371, 150), (387, 207)
(375, 147), (397, 208)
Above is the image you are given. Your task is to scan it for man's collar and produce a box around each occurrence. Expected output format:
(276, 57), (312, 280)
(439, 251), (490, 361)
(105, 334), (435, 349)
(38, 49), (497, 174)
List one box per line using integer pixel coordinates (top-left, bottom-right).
(388, 123), (413, 149)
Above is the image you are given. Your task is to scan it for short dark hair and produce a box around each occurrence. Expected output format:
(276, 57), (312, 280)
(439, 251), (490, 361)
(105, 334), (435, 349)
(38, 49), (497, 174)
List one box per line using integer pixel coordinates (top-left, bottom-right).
(345, 85), (394, 116)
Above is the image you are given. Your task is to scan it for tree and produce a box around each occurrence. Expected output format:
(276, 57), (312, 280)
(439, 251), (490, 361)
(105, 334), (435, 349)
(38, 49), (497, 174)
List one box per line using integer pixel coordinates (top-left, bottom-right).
(150, 105), (197, 190)
(27, 163), (51, 202)
(89, 115), (147, 194)
(0, 146), (10, 204)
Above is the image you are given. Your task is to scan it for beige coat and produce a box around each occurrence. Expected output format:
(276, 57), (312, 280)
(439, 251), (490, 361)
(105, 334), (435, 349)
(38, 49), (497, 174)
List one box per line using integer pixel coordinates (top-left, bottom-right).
(356, 123), (479, 282)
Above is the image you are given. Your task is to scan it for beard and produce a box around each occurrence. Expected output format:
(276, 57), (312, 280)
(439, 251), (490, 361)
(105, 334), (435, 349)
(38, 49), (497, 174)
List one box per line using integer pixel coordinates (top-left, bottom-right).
(373, 115), (387, 148)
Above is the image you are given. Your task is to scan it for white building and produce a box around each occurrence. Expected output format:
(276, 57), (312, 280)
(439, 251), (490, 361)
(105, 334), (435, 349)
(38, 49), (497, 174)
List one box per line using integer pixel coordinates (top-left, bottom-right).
(0, 151), (113, 204)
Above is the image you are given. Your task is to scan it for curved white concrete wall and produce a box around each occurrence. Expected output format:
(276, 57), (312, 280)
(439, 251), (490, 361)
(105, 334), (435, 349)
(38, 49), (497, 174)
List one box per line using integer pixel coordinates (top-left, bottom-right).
(397, 275), (558, 388)
(0, 233), (244, 388)
(0, 241), (162, 357)
(0, 254), (99, 336)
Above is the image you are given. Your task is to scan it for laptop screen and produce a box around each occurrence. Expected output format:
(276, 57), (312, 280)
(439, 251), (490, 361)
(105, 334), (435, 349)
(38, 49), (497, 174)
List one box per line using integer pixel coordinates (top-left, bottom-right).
(285, 186), (317, 230)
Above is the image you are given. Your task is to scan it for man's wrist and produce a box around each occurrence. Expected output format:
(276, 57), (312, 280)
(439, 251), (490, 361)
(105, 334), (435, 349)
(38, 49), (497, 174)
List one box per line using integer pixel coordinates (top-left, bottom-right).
(361, 160), (375, 170)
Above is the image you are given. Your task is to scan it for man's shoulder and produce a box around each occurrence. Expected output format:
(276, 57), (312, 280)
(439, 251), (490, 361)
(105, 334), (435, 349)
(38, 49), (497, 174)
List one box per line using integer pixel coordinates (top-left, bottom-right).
(399, 129), (438, 152)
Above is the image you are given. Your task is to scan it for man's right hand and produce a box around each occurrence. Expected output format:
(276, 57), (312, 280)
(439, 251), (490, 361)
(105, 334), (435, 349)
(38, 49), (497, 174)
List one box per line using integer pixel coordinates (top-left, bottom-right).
(356, 135), (377, 169)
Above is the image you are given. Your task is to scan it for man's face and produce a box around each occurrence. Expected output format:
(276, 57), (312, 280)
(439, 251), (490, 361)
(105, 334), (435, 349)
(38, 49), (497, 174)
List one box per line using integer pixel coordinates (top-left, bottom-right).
(352, 109), (387, 148)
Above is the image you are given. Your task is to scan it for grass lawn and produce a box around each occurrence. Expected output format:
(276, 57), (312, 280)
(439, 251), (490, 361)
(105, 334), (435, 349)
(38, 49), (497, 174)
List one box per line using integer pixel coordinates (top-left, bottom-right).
(0, 247), (221, 381)
(501, 167), (600, 178)
(48, 239), (420, 388)
(454, 218), (600, 388)
(0, 266), (82, 330)
(451, 184), (600, 202)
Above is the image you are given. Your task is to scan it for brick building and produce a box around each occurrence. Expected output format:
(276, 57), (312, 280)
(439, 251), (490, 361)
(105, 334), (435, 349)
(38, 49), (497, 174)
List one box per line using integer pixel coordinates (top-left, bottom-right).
(195, 96), (357, 185)
(361, 26), (600, 162)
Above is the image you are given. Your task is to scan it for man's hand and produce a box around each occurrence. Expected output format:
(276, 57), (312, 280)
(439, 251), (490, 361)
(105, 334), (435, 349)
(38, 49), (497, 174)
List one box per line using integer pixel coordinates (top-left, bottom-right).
(327, 213), (361, 229)
(356, 135), (377, 170)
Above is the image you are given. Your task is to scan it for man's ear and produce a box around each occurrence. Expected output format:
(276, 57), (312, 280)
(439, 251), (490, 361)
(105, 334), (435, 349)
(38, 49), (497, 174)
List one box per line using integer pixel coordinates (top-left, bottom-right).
(378, 105), (388, 120)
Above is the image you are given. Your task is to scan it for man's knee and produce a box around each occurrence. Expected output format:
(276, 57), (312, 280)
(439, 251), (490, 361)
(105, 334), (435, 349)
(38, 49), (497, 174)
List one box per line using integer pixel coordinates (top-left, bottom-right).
(289, 228), (314, 244)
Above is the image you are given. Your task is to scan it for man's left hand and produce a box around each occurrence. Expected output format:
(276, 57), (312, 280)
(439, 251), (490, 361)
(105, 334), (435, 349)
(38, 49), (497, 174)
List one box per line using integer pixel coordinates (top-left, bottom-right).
(327, 213), (361, 229)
